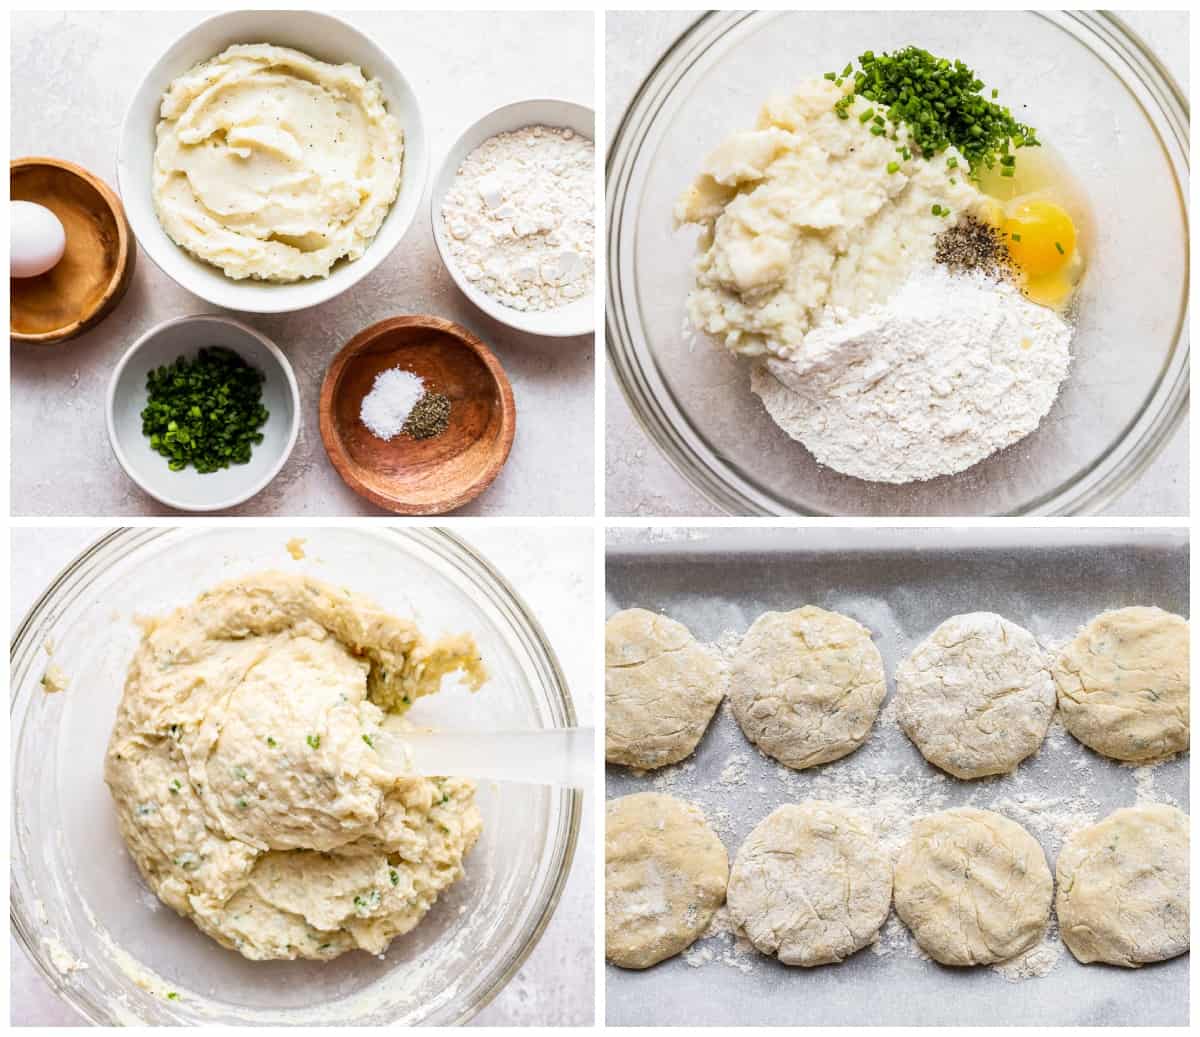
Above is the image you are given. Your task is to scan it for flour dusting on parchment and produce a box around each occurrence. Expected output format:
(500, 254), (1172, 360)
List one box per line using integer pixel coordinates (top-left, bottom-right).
(652, 633), (1113, 981)
(611, 597), (1186, 990)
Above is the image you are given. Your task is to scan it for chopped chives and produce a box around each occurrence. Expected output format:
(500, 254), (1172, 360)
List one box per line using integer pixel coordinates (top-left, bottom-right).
(887, 161), (900, 174)
(141, 348), (268, 475)
(832, 46), (1039, 172)
(1054, 241), (1065, 255)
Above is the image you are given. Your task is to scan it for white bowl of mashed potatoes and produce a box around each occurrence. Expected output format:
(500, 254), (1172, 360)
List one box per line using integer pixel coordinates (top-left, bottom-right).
(118, 11), (427, 313)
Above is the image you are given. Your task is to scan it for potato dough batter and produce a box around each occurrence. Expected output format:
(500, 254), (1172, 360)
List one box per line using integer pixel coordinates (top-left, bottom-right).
(605, 792), (728, 969)
(727, 802), (891, 966)
(605, 608), (725, 769)
(893, 808), (1052, 966)
(1056, 804), (1189, 967)
(896, 612), (1054, 779)
(730, 606), (885, 770)
(153, 44), (403, 281)
(1053, 606), (1189, 761)
(105, 572), (487, 961)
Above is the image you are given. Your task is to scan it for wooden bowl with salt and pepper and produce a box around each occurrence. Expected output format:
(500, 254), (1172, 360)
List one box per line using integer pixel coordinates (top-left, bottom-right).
(319, 315), (516, 514)
(11, 157), (135, 344)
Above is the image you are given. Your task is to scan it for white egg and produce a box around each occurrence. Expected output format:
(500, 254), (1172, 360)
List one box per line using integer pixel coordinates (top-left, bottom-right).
(11, 201), (67, 278)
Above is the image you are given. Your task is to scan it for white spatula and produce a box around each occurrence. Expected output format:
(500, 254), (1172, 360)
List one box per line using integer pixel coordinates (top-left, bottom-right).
(373, 727), (593, 788)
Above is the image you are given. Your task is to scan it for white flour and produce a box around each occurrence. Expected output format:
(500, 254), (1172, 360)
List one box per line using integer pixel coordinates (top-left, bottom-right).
(751, 267), (1073, 483)
(441, 124), (593, 312)
(650, 631), (1111, 983)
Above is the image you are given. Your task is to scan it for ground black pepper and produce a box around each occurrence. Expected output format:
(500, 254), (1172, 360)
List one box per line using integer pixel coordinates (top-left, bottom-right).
(403, 392), (451, 440)
(935, 216), (1014, 281)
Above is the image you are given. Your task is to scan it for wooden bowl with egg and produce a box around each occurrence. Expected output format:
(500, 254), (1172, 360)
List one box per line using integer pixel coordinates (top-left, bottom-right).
(11, 158), (135, 344)
(319, 316), (516, 515)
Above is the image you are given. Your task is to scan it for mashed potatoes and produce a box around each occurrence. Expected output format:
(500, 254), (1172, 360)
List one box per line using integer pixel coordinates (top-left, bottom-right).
(153, 44), (403, 282)
(675, 79), (984, 358)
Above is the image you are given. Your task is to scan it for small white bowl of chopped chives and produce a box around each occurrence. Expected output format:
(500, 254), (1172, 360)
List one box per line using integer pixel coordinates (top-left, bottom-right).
(106, 315), (300, 512)
(431, 98), (595, 337)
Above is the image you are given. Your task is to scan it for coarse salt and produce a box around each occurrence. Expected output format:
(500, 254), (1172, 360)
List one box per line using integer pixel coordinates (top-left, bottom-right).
(360, 367), (424, 441)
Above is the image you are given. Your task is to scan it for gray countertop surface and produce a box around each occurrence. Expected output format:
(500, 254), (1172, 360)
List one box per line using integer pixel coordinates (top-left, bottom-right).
(10, 527), (595, 1027)
(11, 10), (595, 518)
(605, 10), (1188, 517)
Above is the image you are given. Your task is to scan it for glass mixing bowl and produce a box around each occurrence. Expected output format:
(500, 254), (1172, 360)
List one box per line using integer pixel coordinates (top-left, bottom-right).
(607, 11), (1188, 515)
(11, 528), (580, 1024)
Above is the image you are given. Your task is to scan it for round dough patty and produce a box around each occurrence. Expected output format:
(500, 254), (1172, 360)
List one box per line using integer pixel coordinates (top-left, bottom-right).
(605, 792), (729, 968)
(605, 608), (725, 769)
(1053, 606), (1189, 762)
(730, 606), (885, 770)
(894, 808), (1052, 966)
(896, 612), (1054, 779)
(1057, 804), (1189, 967)
(727, 801), (892, 966)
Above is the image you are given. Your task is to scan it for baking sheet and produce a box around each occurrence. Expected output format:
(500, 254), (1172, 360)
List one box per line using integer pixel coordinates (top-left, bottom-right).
(605, 527), (1189, 1027)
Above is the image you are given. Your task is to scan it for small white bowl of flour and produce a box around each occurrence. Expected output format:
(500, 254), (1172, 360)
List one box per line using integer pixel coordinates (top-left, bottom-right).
(432, 98), (595, 338)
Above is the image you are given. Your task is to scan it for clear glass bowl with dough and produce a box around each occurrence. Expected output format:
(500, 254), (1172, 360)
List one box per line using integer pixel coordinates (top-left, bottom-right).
(607, 11), (1188, 515)
(10, 528), (579, 1025)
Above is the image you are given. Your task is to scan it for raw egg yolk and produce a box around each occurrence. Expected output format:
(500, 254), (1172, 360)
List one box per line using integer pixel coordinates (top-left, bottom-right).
(1003, 200), (1076, 276)
(1021, 271), (1073, 310)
